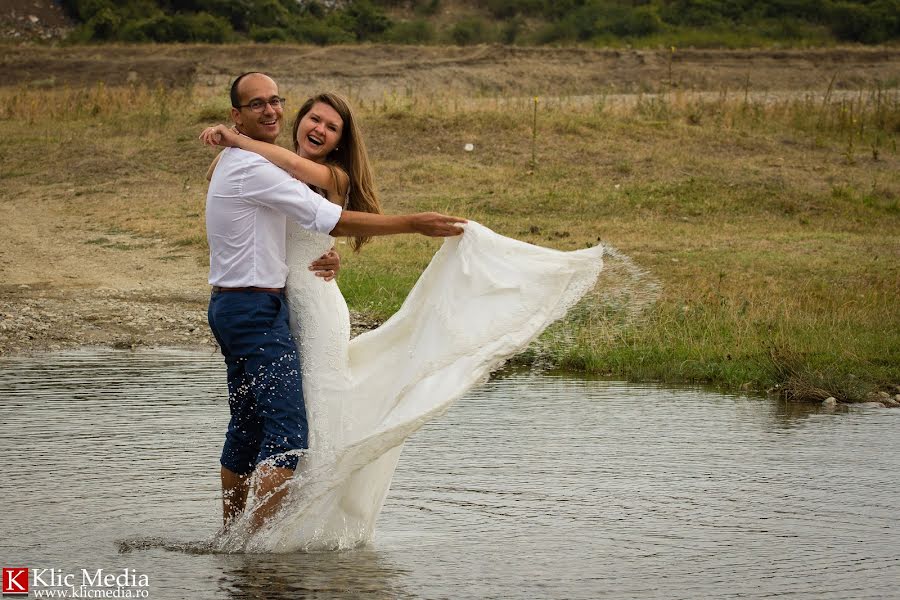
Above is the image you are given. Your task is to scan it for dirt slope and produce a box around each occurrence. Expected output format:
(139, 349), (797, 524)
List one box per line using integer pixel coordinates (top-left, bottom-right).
(4, 45), (899, 95)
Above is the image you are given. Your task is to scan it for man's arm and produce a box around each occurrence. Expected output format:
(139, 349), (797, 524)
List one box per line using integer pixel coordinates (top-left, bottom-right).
(330, 211), (466, 238)
(242, 155), (465, 238)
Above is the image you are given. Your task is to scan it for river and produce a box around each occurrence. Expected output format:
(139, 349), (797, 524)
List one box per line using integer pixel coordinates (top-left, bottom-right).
(1, 349), (897, 599)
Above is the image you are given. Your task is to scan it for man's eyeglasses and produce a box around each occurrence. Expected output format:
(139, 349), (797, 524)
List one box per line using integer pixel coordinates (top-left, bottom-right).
(236, 97), (286, 113)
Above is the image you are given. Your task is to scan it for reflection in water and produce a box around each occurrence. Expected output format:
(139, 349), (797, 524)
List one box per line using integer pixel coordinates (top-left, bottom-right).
(1, 349), (898, 599)
(217, 550), (408, 600)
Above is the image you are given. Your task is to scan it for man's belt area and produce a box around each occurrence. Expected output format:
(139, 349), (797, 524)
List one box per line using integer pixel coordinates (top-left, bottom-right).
(212, 286), (284, 294)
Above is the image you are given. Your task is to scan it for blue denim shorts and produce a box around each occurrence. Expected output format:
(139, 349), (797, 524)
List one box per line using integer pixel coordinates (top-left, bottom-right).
(207, 290), (307, 474)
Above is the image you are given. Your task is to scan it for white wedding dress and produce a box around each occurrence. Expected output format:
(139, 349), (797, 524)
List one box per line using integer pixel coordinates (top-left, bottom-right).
(218, 221), (603, 552)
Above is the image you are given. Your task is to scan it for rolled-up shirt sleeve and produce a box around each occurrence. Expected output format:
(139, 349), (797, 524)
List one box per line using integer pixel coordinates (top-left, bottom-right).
(245, 157), (342, 234)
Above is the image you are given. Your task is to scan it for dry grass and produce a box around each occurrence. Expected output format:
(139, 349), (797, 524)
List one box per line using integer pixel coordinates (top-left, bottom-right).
(1, 77), (898, 400)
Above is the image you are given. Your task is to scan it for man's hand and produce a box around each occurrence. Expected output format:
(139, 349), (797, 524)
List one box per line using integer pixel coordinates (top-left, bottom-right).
(199, 124), (242, 148)
(309, 248), (340, 282)
(410, 213), (467, 237)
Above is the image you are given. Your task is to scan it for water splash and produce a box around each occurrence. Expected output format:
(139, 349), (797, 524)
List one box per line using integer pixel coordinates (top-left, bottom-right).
(525, 244), (659, 369)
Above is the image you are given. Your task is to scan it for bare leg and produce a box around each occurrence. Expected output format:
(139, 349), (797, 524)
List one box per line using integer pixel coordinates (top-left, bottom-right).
(221, 466), (251, 527)
(249, 465), (294, 529)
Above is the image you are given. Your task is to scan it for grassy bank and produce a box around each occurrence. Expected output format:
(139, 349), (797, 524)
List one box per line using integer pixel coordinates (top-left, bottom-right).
(1, 78), (898, 401)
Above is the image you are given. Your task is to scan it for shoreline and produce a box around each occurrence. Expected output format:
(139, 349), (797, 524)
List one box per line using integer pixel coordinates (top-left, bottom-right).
(3, 290), (897, 408)
(0, 287), (383, 356)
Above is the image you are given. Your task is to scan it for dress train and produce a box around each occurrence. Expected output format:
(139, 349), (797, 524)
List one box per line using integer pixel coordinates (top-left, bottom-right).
(218, 222), (603, 552)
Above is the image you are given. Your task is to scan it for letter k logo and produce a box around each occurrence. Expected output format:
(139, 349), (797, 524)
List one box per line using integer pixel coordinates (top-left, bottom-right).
(2, 567), (29, 595)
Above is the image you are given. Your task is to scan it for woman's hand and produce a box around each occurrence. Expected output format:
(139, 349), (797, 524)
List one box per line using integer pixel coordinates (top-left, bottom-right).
(199, 124), (243, 148)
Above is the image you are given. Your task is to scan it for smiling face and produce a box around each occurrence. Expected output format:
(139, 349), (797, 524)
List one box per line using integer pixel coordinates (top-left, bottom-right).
(294, 102), (344, 162)
(230, 73), (282, 143)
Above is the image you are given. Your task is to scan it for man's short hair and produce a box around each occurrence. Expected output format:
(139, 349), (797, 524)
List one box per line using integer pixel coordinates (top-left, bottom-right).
(230, 72), (270, 108)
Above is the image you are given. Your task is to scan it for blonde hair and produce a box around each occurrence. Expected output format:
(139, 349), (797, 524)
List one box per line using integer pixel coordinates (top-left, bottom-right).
(292, 92), (382, 252)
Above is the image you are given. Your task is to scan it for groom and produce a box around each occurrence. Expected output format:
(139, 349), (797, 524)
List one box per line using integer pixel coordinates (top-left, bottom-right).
(206, 72), (465, 528)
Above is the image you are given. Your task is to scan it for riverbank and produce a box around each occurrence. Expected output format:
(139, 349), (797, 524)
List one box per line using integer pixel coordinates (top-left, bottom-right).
(1, 45), (897, 402)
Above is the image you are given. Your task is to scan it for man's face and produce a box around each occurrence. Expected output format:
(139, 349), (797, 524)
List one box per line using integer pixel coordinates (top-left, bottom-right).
(231, 74), (283, 143)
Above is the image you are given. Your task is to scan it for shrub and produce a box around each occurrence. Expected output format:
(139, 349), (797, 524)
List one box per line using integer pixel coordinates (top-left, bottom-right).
(829, 0), (900, 43)
(172, 12), (233, 42)
(608, 5), (664, 37)
(62, 0), (115, 21)
(249, 25), (291, 42)
(119, 12), (232, 42)
(344, 0), (392, 41)
(289, 17), (354, 45)
(484, 0), (544, 19)
(450, 16), (493, 45)
(413, 0), (441, 17)
(118, 14), (171, 42)
(383, 19), (435, 44)
(501, 15), (525, 43)
(661, 0), (727, 27)
(84, 6), (122, 40)
(534, 20), (578, 44)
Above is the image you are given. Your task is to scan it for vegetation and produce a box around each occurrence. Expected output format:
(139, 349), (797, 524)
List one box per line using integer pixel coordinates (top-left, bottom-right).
(1, 74), (897, 401)
(59, 0), (900, 46)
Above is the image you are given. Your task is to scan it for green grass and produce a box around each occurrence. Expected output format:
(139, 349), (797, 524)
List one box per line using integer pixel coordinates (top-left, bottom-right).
(1, 81), (898, 401)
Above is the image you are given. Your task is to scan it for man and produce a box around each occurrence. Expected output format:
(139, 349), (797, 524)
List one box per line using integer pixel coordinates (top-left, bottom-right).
(206, 72), (465, 529)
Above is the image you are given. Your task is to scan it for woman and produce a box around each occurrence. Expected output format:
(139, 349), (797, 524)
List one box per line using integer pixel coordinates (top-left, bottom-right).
(201, 93), (604, 552)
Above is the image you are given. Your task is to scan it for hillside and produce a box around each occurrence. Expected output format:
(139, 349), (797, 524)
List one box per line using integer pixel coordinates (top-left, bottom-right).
(5, 44), (898, 95)
(6, 0), (899, 47)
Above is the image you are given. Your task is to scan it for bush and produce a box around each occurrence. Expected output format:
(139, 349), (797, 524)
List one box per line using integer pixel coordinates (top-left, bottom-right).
(118, 12), (232, 42)
(608, 5), (664, 37)
(563, 4), (605, 41)
(344, 0), (392, 41)
(172, 12), (233, 42)
(761, 0), (825, 22)
(59, 0), (900, 46)
(829, 1), (886, 43)
(289, 17), (354, 45)
(118, 14), (169, 42)
(62, 0), (116, 21)
(534, 20), (578, 44)
(249, 25), (291, 42)
(829, 0), (900, 43)
(661, 0), (727, 27)
(413, 0), (441, 17)
(484, 0), (544, 19)
(383, 19), (435, 43)
(84, 6), (122, 40)
(449, 17), (493, 45)
(501, 15), (525, 43)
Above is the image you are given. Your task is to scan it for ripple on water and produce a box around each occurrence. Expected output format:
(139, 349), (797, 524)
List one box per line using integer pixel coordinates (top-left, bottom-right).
(1, 349), (898, 599)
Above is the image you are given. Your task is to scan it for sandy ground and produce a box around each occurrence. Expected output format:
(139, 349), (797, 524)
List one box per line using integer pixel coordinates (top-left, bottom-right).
(0, 192), (215, 355)
(0, 190), (381, 356)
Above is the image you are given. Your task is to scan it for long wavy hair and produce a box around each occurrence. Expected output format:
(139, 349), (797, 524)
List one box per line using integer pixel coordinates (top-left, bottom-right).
(291, 92), (382, 252)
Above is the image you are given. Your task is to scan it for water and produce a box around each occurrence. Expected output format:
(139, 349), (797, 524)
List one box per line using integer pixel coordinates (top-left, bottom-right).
(1, 349), (898, 599)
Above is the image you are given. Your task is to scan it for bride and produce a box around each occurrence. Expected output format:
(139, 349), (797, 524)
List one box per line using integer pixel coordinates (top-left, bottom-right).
(201, 93), (603, 552)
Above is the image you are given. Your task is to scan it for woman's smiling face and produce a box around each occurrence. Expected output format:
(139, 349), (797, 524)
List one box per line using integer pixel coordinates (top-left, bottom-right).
(295, 101), (344, 161)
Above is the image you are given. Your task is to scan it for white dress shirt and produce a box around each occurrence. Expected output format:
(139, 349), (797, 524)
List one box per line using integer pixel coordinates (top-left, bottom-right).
(206, 147), (343, 288)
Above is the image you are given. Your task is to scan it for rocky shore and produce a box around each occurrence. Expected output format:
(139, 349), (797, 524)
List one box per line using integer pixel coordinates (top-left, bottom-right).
(0, 285), (381, 357)
(0, 286), (214, 355)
